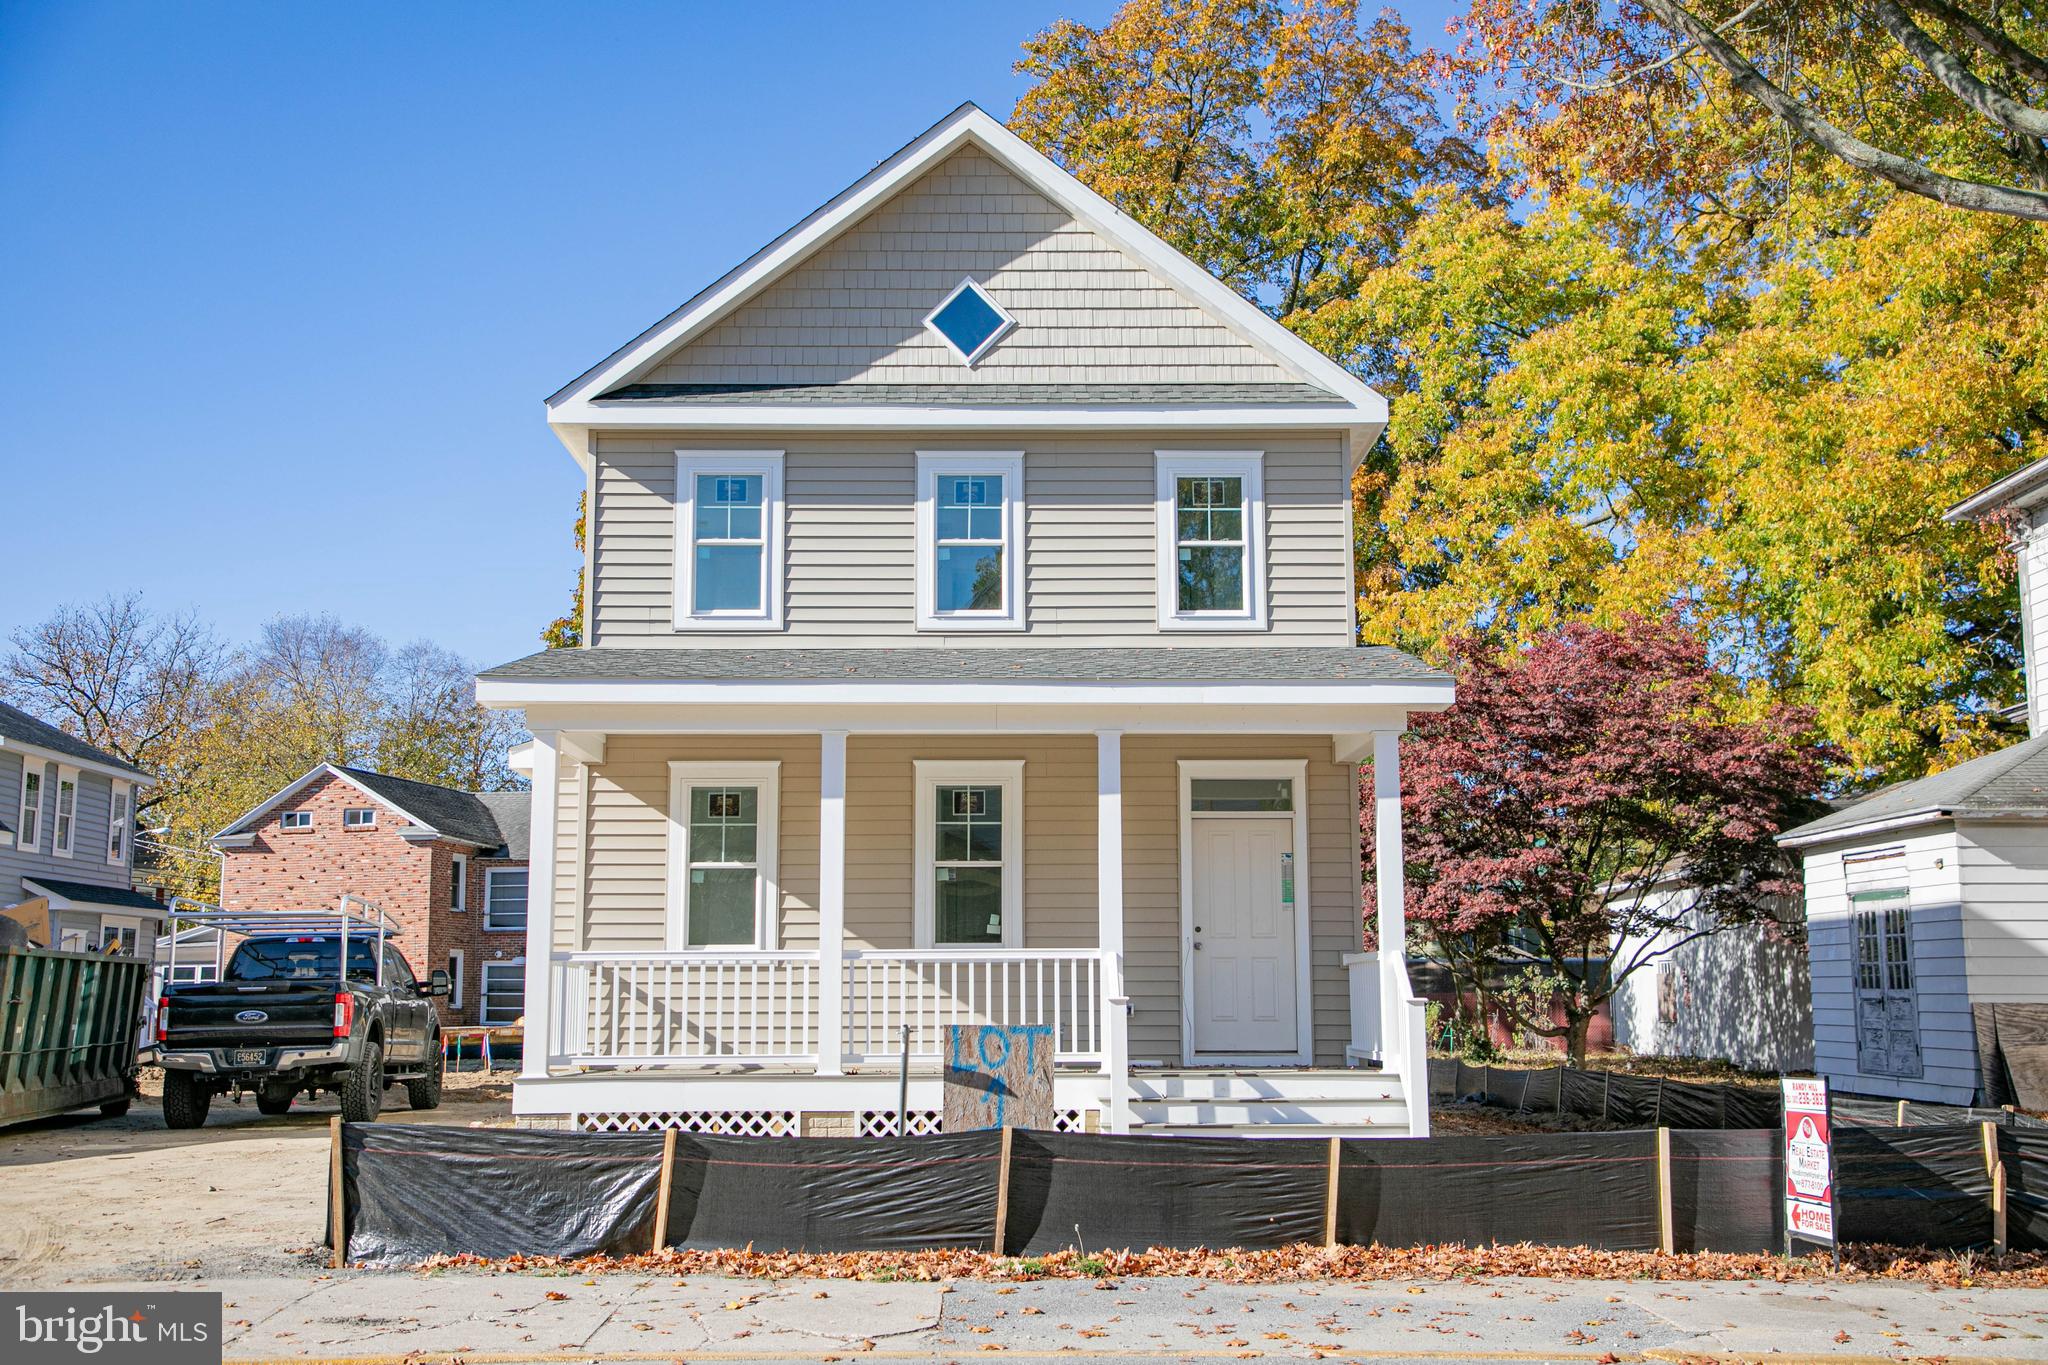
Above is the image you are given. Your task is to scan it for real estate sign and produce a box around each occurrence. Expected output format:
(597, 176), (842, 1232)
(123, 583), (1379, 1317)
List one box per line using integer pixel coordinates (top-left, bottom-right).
(1782, 1076), (1837, 1248)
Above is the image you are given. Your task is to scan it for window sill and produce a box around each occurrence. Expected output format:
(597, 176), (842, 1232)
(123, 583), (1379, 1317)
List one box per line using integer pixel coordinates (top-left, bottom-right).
(672, 616), (785, 632)
(1156, 614), (1270, 633)
(913, 615), (1027, 633)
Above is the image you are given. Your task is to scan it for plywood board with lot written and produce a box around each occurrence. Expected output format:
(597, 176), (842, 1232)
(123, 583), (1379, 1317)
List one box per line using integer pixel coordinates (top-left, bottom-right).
(943, 1024), (1054, 1132)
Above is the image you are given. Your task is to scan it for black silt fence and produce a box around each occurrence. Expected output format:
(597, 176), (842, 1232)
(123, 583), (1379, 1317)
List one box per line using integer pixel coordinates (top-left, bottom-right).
(333, 1120), (2040, 1268)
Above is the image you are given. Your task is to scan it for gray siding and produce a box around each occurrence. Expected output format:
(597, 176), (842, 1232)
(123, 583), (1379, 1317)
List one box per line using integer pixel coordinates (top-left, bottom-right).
(0, 751), (133, 904)
(1800, 827), (1978, 1104)
(590, 431), (1354, 648)
(1954, 821), (2048, 1004)
(642, 145), (1290, 387)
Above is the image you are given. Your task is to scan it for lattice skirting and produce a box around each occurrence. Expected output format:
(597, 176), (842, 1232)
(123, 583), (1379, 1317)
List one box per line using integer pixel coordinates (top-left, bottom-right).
(575, 1106), (1097, 1137)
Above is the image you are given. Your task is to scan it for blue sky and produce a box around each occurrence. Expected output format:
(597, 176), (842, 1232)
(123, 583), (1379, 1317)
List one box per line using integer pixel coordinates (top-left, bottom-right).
(0, 1), (1463, 669)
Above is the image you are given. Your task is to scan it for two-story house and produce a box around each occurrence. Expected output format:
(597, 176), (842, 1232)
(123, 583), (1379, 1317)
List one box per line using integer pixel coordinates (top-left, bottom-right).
(211, 763), (531, 1029)
(477, 105), (1451, 1138)
(0, 701), (163, 957)
(1779, 456), (2048, 1108)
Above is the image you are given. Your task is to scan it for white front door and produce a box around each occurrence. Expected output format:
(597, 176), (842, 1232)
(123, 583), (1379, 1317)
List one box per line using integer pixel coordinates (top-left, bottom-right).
(1190, 816), (1298, 1056)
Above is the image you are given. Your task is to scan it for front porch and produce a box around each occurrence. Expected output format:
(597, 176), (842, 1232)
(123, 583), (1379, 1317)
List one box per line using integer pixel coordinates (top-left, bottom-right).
(488, 692), (1437, 1137)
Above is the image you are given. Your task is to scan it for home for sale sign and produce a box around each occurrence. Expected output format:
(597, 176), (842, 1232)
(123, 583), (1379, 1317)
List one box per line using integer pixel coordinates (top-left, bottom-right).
(1782, 1077), (1837, 1246)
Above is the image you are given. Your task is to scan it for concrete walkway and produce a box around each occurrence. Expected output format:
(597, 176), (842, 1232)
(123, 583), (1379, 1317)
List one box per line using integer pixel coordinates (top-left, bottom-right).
(75, 1270), (2048, 1363)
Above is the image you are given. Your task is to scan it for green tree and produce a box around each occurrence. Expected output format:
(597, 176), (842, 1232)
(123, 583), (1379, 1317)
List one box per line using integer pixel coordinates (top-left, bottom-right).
(542, 493), (586, 649)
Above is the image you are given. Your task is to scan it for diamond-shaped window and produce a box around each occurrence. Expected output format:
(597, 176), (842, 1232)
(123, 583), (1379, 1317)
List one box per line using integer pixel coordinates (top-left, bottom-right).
(924, 278), (1015, 367)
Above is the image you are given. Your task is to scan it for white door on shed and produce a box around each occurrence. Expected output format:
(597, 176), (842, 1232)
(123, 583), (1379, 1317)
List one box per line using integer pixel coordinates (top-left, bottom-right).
(1190, 816), (1298, 1055)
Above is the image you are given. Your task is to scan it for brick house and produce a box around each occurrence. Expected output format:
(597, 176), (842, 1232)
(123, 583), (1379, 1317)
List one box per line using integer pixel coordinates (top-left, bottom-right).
(211, 764), (530, 1028)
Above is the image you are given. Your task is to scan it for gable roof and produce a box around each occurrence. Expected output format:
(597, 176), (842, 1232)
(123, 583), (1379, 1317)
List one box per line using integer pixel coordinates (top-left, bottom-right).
(0, 701), (153, 783)
(211, 763), (528, 858)
(545, 104), (1386, 453)
(1779, 732), (2048, 847)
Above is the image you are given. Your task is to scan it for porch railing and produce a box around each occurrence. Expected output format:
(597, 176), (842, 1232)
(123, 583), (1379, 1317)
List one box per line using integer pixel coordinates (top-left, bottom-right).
(842, 949), (1105, 1065)
(558, 951), (820, 1064)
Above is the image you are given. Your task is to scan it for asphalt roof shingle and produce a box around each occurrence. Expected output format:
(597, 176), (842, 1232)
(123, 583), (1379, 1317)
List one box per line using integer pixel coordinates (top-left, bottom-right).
(0, 701), (151, 779)
(22, 877), (166, 913)
(1780, 732), (2048, 843)
(335, 767), (527, 857)
(595, 381), (1347, 407)
(478, 645), (1448, 686)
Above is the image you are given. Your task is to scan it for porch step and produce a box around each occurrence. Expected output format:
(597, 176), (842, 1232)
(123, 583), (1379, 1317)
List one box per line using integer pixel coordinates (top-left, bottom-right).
(1123, 1069), (1414, 1133)
(1126, 1095), (1410, 1129)
(1127, 1070), (1401, 1104)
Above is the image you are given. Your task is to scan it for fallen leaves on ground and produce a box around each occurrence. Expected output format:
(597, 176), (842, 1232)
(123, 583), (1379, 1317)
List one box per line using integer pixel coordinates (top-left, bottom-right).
(405, 1242), (2048, 1289)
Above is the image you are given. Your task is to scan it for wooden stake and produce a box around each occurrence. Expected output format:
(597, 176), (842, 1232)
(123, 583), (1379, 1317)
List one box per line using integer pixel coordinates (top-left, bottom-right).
(1323, 1135), (1343, 1248)
(652, 1129), (678, 1253)
(1897, 1099), (1908, 1126)
(992, 1126), (1014, 1256)
(1994, 1160), (2009, 1256)
(1655, 1126), (1675, 1255)
(328, 1116), (345, 1270)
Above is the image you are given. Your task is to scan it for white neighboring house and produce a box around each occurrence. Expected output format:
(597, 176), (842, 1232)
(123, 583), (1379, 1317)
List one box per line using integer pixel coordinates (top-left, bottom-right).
(477, 104), (1451, 1138)
(1607, 866), (1814, 1074)
(1777, 455), (2048, 1106)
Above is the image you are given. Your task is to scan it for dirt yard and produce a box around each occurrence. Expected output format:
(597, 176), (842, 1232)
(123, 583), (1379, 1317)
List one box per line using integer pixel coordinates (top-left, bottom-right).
(0, 1066), (513, 1288)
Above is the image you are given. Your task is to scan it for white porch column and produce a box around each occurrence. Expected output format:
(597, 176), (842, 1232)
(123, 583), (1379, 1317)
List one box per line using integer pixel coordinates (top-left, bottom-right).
(817, 729), (848, 1077)
(1096, 729), (1131, 1132)
(519, 731), (561, 1081)
(1372, 729), (1406, 1062)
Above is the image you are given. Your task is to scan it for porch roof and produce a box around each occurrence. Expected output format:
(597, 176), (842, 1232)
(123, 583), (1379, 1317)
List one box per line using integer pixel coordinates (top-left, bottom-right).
(480, 645), (1445, 686)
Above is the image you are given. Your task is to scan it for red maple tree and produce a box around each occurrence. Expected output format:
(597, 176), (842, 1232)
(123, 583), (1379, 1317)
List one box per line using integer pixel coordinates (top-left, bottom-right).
(1366, 617), (1825, 1064)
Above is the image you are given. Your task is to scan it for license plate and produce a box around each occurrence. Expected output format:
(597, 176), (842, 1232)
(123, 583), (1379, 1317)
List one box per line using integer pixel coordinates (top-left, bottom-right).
(232, 1049), (267, 1067)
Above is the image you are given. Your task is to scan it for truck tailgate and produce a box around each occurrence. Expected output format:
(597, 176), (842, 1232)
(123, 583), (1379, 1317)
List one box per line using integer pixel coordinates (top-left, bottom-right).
(161, 981), (335, 1048)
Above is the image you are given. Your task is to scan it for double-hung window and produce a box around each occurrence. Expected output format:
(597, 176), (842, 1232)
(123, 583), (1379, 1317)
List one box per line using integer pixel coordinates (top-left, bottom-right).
(1155, 452), (1267, 630)
(675, 451), (784, 630)
(668, 761), (780, 948)
(108, 782), (130, 865)
(915, 452), (1024, 630)
(913, 760), (1023, 949)
(484, 867), (528, 932)
(53, 767), (78, 857)
(480, 960), (525, 1026)
(449, 855), (468, 911)
(18, 764), (41, 851)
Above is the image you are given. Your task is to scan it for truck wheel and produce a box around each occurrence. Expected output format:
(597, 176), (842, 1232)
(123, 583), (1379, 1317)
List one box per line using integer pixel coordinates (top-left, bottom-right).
(404, 1043), (444, 1110)
(162, 1071), (211, 1129)
(255, 1083), (295, 1116)
(339, 1040), (384, 1123)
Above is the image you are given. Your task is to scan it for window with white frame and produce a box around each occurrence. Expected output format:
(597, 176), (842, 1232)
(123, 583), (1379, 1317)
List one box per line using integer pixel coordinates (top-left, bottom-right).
(107, 782), (130, 865)
(480, 959), (524, 1025)
(445, 950), (465, 1009)
(923, 277), (1015, 367)
(449, 854), (468, 911)
(668, 761), (780, 949)
(484, 866), (528, 932)
(915, 452), (1024, 630)
(53, 768), (78, 857)
(914, 760), (1023, 949)
(279, 810), (312, 831)
(18, 764), (41, 851)
(342, 807), (377, 830)
(1155, 452), (1266, 630)
(674, 451), (784, 630)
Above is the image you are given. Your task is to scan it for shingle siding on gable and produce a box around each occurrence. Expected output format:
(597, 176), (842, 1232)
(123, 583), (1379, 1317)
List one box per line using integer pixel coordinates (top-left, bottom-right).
(589, 429), (1356, 647)
(639, 146), (1293, 387)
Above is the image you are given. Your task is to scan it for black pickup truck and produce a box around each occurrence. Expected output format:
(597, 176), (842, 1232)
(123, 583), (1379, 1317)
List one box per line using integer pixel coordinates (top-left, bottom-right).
(155, 933), (448, 1127)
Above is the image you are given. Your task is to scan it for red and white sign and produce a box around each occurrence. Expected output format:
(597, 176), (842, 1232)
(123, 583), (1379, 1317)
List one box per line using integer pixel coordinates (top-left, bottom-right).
(1782, 1076), (1836, 1246)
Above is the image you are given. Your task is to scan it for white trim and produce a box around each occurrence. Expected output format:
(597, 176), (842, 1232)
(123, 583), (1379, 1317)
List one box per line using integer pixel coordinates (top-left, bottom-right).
(519, 735), (559, 1078)
(52, 766), (78, 858)
(912, 759), (1024, 950)
(545, 105), (1385, 425)
(673, 451), (785, 632)
(553, 405), (1378, 440)
(484, 865), (530, 932)
(481, 957), (526, 1027)
(1778, 808), (1960, 849)
(0, 736), (153, 789)
(107, 780), (130, 866)
(666, 761), (782, 950)
(17, 759), (41, 853)
(1176, 759), (1312, 1067)
(449, 854), (469, 912)
(914, 451), (1025, 631)
(446, 948), (466, 1010)
(211, 762), (477, 845)
(1156, 451), (1267, 631)
(923, 276), (1016, 367)
(479, 677), (1457, 712)
(278, 809), (313, 831)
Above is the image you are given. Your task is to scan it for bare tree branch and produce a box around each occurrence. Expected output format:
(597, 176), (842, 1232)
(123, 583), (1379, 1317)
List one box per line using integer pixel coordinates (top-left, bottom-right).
(1638, 0), (2048, 219)
(1868, 0), (2048, 139)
